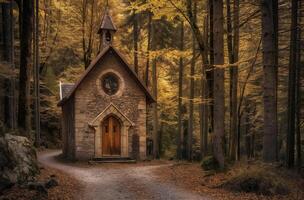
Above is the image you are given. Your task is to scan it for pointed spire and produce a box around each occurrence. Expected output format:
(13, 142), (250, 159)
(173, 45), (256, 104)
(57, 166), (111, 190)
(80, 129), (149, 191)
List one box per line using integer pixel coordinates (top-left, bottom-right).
(97, 3), (117, 34)
(98, 1), (117, 50)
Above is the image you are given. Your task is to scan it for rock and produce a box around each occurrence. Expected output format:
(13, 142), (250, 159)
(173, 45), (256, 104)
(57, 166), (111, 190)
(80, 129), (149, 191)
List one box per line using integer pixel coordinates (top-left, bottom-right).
(45, 178), (58, 189)
(28, 181), (48, 195)
(0, 134), (39, 192)
(0, 151), (9, 168)
(0, 177), (14, 191)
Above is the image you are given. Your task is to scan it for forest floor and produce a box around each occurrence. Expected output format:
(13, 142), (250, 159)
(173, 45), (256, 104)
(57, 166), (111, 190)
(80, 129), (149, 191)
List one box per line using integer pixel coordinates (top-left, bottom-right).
(31, 150), (304, 200)
(153, 161), (304, 200)
(0, 164), (82, 200)
(37, 150), (209, 200)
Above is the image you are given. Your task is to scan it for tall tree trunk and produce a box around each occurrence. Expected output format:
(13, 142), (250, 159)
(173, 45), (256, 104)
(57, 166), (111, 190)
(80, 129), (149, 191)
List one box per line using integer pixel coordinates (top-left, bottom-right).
(151, 19), (159, 159)
(287, 0), (299, 168)
(17, 0), (34, 135)
(188, 2), (197, 161)
(177, 20), (184, 160)
(295, 0), (302, 171)
(226, 0), (234, 159)
(145, 12), (152, 87)
(133, 10), (139, 74)
(286, 0), (299, 168)
(33, 0), (40, 147)
(226, 0), (239, 161)
(272, 0), (278, 160)
(81, 0), (94, 69)
(201, 16), (209, 158)
(212, 0), (225, 168)
(207, 0), (214, 134)
(152, 58), (159, 159)
(183, 0), (209, 159)
(159, 112), (164, 156)
(2, 2), (16, 130)
(2, 3), (12, 61)
(232, 0), (239, 160)
(261, 0), (278, 162)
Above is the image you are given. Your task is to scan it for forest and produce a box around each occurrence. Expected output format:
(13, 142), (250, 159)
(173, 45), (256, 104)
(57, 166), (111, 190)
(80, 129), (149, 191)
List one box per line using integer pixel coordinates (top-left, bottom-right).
(0, 0), (303, 199)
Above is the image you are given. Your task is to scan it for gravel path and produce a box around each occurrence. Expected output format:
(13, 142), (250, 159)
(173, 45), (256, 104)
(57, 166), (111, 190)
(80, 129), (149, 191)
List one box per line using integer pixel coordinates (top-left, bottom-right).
(38, 150), (210, 200)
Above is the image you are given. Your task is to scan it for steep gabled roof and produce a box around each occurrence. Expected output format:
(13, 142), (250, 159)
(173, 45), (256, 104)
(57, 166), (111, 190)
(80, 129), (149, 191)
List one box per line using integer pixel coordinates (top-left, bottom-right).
(58, 46), (155, 106)
(97, 12), (117, 33)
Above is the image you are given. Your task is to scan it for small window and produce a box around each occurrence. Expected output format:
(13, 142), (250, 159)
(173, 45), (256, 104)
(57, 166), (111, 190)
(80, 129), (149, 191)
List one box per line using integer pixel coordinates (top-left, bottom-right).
(101, 73), (119, 95)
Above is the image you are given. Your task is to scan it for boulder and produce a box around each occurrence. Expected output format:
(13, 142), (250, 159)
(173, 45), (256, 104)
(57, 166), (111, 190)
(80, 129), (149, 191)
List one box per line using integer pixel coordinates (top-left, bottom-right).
(27, 181), (48, 194)
(0, 134), (39, 191)
(45, 178), (58, 189)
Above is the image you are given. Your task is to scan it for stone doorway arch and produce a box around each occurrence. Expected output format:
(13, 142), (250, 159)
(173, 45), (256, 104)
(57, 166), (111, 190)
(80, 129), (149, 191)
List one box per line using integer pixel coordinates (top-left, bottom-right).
(89, 103), (134, 158)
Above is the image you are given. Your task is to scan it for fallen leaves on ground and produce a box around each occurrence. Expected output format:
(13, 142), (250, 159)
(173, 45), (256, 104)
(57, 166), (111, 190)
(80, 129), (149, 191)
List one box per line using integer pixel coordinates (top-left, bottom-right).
(1, 166), (82, 200)
(152, 161), (304, 200)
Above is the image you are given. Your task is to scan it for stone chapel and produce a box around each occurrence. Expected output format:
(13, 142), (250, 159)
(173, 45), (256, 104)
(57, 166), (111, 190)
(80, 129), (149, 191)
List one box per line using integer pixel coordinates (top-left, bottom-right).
(58, 8), (155, 161)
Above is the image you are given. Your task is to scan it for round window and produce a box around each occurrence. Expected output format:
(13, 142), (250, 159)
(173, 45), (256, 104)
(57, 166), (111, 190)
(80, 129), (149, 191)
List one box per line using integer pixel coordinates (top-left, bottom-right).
(101, 73), (119, 95)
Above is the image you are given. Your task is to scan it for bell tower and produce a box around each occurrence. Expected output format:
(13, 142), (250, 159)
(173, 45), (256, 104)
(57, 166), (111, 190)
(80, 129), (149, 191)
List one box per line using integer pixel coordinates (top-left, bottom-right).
(98, 4), (117, 51)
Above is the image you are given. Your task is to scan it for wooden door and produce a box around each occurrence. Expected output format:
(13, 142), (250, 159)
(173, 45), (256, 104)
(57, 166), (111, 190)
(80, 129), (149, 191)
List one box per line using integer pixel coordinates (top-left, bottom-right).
(102, 116), (121, 156)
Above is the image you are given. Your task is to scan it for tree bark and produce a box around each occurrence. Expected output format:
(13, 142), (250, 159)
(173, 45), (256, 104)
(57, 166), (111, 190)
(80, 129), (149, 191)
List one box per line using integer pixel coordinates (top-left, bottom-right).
(295, 0), (302, 171)
(177, 20), (184, 160)
(145, 12), (152, 87)
(201, 16), (209, 158)
(2, 3), (12, 61)
(261, 0), (278, 162)
(152, 58), (159, 159)
(33, 0), (40, 147)
(287, 0), (299, 168)
(151, 19), (159, 159)
(232, 0), (240, 161)
(17, 0), (34, 135)
(133, 10), (139, 74)
(2, 2), (16, 130)
(226, 0), (239, 161)
(207, 0), (214, 135)
(188, 2), (197, 161)
(212, 0), (225, 168)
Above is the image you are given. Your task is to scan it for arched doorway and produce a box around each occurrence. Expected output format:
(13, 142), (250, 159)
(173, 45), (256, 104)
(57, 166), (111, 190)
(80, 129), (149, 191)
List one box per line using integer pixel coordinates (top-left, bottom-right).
(102, 116), (121, 156)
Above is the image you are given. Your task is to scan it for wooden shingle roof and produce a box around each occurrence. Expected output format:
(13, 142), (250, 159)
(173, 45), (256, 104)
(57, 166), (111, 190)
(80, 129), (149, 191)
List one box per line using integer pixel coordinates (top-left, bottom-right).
(98, 12), (117, 33)
(58, 45), (155, 106)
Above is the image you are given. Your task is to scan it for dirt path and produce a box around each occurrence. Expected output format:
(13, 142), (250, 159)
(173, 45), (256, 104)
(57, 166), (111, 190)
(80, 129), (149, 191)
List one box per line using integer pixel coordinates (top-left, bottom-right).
(38, 150), (210, 200)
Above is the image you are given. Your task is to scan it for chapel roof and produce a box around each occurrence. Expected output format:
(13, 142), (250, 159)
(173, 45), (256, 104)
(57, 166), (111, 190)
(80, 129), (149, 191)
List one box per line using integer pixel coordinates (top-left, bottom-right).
(97, 11), (117, 33)
(58, 45), (155, 106)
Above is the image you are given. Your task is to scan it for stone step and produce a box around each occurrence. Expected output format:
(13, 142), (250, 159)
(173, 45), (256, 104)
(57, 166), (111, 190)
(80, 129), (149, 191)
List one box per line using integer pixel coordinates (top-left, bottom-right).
(89, 157), (137, 164)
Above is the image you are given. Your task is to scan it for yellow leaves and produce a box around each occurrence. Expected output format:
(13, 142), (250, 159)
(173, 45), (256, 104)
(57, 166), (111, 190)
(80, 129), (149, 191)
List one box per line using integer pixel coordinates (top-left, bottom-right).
(129, 0), (184, 21)
(180, 97), (212, 105)
(59, 65), (85, 83)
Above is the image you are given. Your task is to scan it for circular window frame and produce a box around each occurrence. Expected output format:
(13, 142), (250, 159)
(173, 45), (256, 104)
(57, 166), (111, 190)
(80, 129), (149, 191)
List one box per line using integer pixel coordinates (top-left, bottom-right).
(101, 72), (120, 95)
(96, 69), (124, 97)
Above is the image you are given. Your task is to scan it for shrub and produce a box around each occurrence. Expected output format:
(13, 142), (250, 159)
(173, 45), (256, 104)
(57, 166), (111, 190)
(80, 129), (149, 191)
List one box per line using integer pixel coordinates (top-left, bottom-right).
(200, 156), (219, 171)
(222, 166), (289, 196)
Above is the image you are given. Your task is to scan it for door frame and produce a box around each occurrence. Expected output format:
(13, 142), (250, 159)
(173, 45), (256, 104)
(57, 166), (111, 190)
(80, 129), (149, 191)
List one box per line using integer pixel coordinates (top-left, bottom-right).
(89, 103), (134, 158)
